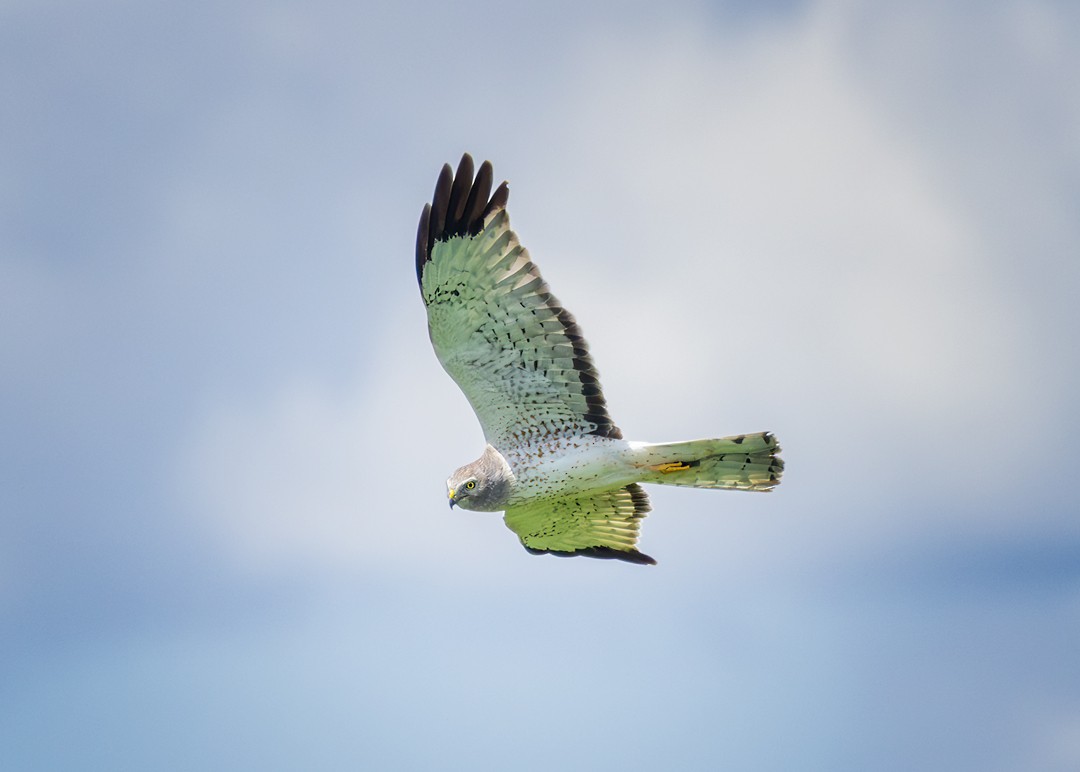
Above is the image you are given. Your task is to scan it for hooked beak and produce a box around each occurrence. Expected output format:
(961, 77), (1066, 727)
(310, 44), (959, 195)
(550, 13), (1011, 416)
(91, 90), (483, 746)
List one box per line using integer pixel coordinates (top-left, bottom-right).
(448, 488), (457, 509)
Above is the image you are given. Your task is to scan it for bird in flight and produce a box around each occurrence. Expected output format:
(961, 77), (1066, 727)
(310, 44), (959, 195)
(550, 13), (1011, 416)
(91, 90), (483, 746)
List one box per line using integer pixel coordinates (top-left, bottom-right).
(416, 154), (783, 565)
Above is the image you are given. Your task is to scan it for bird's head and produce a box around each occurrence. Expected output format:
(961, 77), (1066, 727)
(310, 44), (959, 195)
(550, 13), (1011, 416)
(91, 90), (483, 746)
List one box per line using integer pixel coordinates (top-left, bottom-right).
(445, 473), (479, 510)
(446, 446), (513, 512)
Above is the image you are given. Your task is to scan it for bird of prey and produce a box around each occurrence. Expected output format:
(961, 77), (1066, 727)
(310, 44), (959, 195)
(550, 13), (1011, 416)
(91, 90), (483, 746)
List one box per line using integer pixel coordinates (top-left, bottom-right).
(416, 154), (783, 565)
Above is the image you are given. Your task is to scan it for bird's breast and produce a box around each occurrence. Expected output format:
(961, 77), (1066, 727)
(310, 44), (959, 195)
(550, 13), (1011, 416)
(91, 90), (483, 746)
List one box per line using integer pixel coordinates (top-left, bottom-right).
(502, 435), (634, 503)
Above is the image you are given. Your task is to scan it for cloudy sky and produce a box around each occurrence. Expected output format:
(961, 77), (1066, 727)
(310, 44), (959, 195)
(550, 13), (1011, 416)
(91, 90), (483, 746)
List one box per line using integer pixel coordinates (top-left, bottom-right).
(3, 0), (1079, 769)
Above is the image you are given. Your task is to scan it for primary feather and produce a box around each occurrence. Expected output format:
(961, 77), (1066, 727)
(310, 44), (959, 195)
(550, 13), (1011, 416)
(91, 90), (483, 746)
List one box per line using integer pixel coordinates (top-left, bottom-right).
(417, 154), (783, 565)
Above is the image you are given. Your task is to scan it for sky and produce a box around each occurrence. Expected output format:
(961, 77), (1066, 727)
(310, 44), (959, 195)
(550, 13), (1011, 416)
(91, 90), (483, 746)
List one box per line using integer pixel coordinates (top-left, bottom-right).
(2, 0), (1079, 769)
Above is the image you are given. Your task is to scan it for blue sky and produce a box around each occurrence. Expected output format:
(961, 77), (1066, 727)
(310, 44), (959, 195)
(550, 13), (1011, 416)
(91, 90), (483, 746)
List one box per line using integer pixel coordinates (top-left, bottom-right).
(3, 1), (1079, 769)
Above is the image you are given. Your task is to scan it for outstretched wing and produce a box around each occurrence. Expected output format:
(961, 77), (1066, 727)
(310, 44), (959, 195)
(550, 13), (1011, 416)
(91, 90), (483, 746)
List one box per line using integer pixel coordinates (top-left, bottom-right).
(503, 484), (656, 565)
(416, 154), (621, 450)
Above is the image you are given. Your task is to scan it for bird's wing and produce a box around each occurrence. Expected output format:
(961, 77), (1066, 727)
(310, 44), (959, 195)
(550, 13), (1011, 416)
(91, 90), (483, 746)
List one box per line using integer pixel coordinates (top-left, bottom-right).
(502, 483), (655, 565)
(416, 154), (621, 450)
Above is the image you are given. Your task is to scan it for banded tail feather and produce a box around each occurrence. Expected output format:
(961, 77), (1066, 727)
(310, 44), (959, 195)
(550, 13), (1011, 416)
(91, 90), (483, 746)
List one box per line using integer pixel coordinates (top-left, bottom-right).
(418, 155), (787, 565)
(636, 432), (783, 491)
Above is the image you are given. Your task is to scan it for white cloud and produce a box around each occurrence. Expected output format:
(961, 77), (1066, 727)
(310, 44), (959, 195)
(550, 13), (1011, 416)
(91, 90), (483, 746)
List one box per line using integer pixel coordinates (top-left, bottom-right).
(175, 0), (1079, 578)
(537, 6), (1025, 426)
(176, 301), (517, 577)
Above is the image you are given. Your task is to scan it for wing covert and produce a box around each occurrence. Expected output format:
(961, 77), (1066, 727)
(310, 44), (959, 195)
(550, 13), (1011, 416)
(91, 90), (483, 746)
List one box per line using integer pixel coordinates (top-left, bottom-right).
(503, 484), (656, 565)
(416, 154), (621, 448)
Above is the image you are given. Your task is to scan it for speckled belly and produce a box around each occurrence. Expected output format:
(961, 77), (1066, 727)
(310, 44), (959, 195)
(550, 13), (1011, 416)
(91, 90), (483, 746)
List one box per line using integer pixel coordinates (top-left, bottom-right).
(501, 435), (636, 504)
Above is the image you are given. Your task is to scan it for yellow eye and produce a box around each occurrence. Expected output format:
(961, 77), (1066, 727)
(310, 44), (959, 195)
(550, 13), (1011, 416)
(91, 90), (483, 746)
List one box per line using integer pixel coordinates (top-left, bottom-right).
(465, 481), (476, 490)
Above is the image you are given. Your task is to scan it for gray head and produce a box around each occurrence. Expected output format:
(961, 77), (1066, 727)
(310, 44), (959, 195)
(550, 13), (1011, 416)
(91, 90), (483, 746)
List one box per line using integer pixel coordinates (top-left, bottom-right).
(447, 445), (514, 512)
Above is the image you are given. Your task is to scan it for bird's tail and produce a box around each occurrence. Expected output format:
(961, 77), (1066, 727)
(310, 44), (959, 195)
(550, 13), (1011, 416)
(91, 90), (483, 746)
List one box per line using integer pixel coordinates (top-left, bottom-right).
(634, 432), (783, 491)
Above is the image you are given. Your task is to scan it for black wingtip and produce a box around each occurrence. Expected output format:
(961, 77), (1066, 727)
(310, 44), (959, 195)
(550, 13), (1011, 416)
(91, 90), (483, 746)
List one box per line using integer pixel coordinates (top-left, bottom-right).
(524, 545), (658, 566)
(414, 204), (431, 289)
(485, 181), (509, 219)
(446, 154), (474, 226)
(415, 154), (509, 287)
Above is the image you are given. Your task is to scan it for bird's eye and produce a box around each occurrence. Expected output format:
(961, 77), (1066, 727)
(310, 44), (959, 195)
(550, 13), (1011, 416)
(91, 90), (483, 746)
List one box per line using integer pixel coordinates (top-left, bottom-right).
(465, 481), (476, 490)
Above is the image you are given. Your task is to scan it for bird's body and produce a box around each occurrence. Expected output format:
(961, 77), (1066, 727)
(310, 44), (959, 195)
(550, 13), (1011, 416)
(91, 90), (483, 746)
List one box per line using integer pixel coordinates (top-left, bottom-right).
(416, 154), (783, 564)
(500, 435), (634, 507)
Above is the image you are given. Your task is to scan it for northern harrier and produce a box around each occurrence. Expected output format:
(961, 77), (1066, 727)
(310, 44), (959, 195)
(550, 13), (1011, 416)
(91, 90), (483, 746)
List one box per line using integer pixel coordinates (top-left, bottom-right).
(416, 155), (782, 565)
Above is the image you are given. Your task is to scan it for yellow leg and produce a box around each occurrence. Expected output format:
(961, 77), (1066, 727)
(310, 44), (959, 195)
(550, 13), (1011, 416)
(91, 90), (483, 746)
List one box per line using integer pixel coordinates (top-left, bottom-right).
(652, 461), (692, 474)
